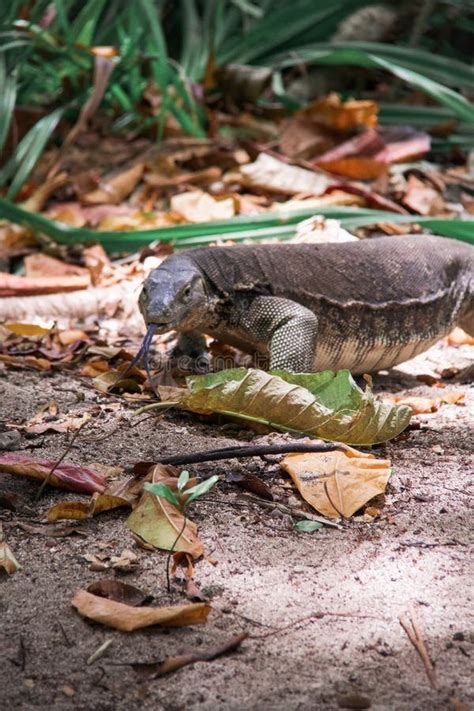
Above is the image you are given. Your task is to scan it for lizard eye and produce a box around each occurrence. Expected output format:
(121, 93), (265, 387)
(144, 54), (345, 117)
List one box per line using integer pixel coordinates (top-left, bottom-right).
(182, 284), (192, 299)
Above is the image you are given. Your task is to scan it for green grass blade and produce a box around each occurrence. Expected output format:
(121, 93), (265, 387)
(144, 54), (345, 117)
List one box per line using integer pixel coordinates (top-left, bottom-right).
(1, 109), (62, 199)
(0, 197), (472, 251)
(69, 0), (108, 45)
(274, 42), (474, 91)
(218, 0), (349, 65)
(0, 57), (17, 153)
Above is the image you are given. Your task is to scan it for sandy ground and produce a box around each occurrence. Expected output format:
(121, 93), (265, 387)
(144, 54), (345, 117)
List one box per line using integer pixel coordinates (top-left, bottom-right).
(0, 340), (472, 711)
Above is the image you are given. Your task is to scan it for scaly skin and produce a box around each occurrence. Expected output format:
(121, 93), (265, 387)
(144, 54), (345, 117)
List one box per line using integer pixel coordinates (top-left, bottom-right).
(139, 235), (473, 373)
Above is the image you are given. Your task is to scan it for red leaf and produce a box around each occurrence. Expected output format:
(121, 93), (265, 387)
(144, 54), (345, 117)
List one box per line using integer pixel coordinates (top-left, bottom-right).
(0, 453), (107, 494)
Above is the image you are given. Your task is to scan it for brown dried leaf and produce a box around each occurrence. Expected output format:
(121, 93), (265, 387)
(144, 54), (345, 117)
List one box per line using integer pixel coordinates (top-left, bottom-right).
(297, 93), (378, 132)
(87, 579), (152, 606)
(0, 273), (90, 297)
(226, 472), (273, 500)
(402, 175), (444, 216)
(281, 447), (391, 519)
(170, 191), (235, 223)
(280, 118), (335, 160)
(315, 127), (430, 179)
(81, 162), (145, 205)
(240, 153), (330, 195)
(24, 254), (90, 280)
(71, 590), (210, 631)
(47, 492), (129, 522)
(110, 549), (139, 573)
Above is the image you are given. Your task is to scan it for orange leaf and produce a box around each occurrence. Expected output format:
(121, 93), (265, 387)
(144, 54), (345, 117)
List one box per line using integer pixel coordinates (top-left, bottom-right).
(71, 590), (210, 631)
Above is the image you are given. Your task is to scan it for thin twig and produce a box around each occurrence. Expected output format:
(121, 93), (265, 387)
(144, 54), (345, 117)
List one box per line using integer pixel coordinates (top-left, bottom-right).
(158, 441), (345, 466)
(35, 420), (89, 500)
(249, 610), (384, 640)
(87, 639), (113, 666)
(399, 603), (438, 689)
(166, 514), (188, 593)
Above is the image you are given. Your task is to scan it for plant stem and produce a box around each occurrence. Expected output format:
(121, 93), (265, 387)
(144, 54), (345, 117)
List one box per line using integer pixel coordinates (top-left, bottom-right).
(35, 420), (88, 500)
(166, 511), (188, 593)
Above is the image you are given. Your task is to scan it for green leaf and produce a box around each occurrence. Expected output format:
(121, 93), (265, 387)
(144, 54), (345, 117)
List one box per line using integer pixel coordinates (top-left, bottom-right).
(294, 519), (323, 533)
(182, 369), (412, 446)
(185, 475), (219, 504)
(143, 482), (181, 509)
(177, 470), (190, 491)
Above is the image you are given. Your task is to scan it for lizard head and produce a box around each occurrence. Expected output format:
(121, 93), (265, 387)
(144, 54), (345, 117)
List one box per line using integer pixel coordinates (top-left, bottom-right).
(139, 256), (208, 333)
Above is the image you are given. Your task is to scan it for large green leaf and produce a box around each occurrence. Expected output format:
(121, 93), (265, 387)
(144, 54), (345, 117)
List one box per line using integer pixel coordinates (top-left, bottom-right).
(181, 368), (412, 445)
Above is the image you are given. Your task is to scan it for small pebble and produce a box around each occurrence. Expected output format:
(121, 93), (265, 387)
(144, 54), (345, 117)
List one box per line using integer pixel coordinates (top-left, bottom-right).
(0, 430), (21, 451)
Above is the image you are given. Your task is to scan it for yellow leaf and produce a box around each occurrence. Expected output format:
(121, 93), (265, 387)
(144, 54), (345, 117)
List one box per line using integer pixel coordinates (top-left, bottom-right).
(4, 322), (52, 336)
(281, 447), (391, 519)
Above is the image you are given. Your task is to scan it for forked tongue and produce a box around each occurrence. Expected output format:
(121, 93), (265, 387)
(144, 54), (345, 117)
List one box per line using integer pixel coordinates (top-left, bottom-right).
(118, 323), (159, 398)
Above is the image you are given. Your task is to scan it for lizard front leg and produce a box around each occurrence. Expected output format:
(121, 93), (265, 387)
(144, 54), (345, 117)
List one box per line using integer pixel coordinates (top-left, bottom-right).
(172, 330), (209, 372)
(240, 296), (318, 372)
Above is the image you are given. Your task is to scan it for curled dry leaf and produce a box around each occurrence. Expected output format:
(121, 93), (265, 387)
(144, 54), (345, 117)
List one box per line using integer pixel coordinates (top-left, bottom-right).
(47, 475), (140, 521)
(240, 153), (330, 196)
(0, 453), (107, 494)
(281, 446), (391, 519)
(315, 127), (431, 180)
(47, 492), (130, 522)
(71, 590), (210, 631)
(87, 579), (151, 606)
(402, 174), (444, 216)
(387, 391), (465, 414)
(226, 472), (273, 501)
(297, 93), (379, 132)
(81, 162), (145, 205)
(110, 549), (139, 573)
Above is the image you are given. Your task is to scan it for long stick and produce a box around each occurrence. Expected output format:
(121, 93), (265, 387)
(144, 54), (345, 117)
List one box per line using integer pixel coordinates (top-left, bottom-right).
(158, 441), (345, 466)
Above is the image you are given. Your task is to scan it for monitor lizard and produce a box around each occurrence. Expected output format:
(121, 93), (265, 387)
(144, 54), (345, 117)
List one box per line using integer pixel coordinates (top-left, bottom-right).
(139, 234), (473, 374)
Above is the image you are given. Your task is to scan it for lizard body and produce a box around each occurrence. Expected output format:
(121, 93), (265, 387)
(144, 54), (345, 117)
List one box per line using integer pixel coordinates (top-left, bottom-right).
(139, 235), (473, 373)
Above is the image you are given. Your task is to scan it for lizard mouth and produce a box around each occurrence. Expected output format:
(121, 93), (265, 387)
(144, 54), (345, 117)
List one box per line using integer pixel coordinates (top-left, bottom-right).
(146, 319), (176, 333)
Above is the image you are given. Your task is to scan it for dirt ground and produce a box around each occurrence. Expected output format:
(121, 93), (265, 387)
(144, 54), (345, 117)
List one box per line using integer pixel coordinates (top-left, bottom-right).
(0, 337), (472, 711)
